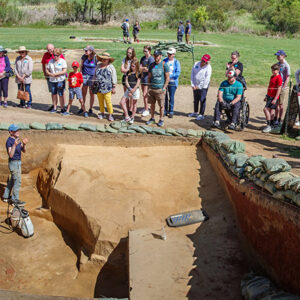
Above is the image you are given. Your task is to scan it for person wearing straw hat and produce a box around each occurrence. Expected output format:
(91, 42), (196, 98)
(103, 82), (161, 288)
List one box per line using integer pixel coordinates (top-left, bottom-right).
(0, 45), (11, 108)
(15, 46), (33, 109)
(2, 124), (28, 206)
(92, 52), (117, 121)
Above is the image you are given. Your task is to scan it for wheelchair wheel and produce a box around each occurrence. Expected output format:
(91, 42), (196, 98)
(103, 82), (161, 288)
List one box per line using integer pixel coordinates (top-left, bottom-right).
(239, 100), (250, 130)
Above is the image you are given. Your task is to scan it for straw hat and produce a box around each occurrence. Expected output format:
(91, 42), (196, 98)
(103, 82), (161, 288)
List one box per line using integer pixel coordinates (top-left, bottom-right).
(96, 52), (115, 63)
(16, 46), (29, 53)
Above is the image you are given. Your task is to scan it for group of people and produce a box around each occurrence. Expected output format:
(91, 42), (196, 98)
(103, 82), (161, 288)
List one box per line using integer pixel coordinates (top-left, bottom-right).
(177, 20), (192, 44)
(121, 19), (141, 44)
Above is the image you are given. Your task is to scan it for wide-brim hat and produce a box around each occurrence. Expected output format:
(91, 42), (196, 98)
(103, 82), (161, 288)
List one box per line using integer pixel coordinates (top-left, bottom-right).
(0, 45), (7, 53)
(16, 46), (29, 53)
(167, 47), (176, 55)
(96, 52), (115, 62)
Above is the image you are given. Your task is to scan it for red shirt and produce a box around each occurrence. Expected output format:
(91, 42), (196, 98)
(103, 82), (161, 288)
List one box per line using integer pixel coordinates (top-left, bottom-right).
(41, 52), (65, 65)
(68, 72), (83, 88)
(267, 74), (283, 98)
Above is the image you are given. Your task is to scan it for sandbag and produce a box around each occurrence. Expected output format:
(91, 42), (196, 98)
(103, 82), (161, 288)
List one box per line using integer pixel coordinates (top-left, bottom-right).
(221, 140), (245, 154)
(273, 191), (287, 201)
(262, 158), (291, 175)
(245, 166), (253, 173)
(284, 190), (296, 200)
(284, 177), (300, 191)
(166, 128), (181, 136)
(268, 172), (295, 183)
(260, 173), (269, 182)
(176, 128), (187, 137)
(212, 135), (231, 151)
(264, 182), (276, 194)
(292, 193), (300, 207)
(118, 127), (136, 134)
(291, 180), (300, 193)
(30, 122), (46, 130)
(110, 121), (126, 130)
(0, 123), (9, 130)
(63, 123), (82, 131)
(46, 123), (63, 130)
(276, 176), (297, 190)
(79, 123), (97, 132)
(255, 179), (265, 188)
(96, 124), (106, 133)
(106, 127), (118, 134)
(196, 130), (204, 137)
(246, 155), (266, 168)
(128, 125), (147, 134)
(251, 167), (262, 175)
(186, 129), (198, 137)
(152, 128), (166, 135)
(140, 125), (153, 134)
(17, 123), (30, 130)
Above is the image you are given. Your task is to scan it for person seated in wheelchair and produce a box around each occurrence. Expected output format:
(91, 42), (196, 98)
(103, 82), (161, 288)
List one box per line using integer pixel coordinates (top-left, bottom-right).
(212, 70), (243, 130)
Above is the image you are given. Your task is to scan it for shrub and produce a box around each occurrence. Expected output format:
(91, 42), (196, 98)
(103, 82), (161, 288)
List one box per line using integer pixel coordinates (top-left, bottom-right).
(0, 0), (23, 25)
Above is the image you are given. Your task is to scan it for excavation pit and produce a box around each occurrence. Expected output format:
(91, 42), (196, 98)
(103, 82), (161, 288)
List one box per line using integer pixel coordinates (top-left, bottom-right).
(0, 131), (297, 299)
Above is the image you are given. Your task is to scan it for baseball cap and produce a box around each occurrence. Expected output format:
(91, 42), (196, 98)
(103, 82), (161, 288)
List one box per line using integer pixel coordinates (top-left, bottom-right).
(179, 21), (183, 24)
(72, 61), (80, 67)
(201, 54), (211, 62)
(8, 124), (20, 132)
(125, 19), (129, 21)
(274, 50), (286, 56)
(167, 47), (176, 55)
(227, 70), (236, 78)
(84, 45), (95, 52)
(154, 49), (162, 56)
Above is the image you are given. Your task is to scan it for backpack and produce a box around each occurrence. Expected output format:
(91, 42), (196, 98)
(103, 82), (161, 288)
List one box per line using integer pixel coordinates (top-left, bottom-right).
(121, 23), (127, 31)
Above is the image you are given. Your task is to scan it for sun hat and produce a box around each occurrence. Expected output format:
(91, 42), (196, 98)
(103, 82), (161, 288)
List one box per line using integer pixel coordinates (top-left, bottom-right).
(8, 124), (20, 132)
(154, 49), (162, 56)
(274, 50), (286, 57)
(201, 54), (211, 62)
(72, 61), (80, 67)
(167, 48), (176, 55)
(96, 52), (115, 62)
(227, 70), (236, 78)
(16, 46), (29, 53)
(84, 45), (95, 52)
(0, 45), (7, 53)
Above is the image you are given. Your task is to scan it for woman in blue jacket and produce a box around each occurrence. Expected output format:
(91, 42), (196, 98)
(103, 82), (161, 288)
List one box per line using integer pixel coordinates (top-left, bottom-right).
(163, 48), (181, 118)
(0, 46), (12, 108)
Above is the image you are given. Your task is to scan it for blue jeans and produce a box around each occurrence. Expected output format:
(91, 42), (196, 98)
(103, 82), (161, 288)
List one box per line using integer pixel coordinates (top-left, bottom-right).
(18, 83), (32, 106)
(165, 83), (177, 115)
(3, 160), (22, 201)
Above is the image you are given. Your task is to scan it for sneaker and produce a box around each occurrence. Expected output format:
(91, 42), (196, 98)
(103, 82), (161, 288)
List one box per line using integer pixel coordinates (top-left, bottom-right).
(108, 114), (114, 122)
(62, 111), (70, 116)
(211, 121), (220, 128)
(274, 120), (279, 127)
(47, 105), (54, 111)
(228, 122), (236, 130)
(295, 121), (300, 126)
(0, 101), (3, 106)
(262, 125), (272, 133)
(77, 108), (83, 115)
(2, 197), (10, 203)
(11, 200), (26, 206)
(26, 105), (32, 109)
(88, 108), (93, 114)
(124, 116), (131, 122)
(157, 119), (164, 127)
(188, 112), (198, 117)
(3, 102), (8, 108)
(97, 113), (104, 119)
(196, 114), (204, 121)
(84, 112), (88, 118)
(60, 108), (66, 114)
(50, 108), (57, 113)
(142, 110), (150, 117)
(129, 118), (134, 124)
(168, 113), (174, 118)
(146, 118), (155, 125)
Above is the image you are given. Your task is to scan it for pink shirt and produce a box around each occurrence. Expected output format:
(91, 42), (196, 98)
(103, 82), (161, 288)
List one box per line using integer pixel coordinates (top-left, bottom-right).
(0, 57), (5, 73)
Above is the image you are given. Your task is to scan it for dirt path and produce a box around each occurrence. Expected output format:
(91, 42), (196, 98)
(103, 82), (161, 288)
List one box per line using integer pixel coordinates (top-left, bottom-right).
(2, 80), (299, 175)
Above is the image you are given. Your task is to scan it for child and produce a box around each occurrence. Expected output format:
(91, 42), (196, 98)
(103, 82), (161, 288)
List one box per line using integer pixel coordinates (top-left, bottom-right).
(120, 58), (141, 124)
(93, 52), (117, 121)
(2, 124), (28, 205)
(63, 61), (86, 117)
(262, 64), (282, 133)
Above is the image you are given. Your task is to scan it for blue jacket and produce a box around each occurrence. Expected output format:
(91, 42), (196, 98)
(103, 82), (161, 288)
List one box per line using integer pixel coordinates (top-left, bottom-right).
(163, 58), (181, 87)
(4, 56), (11, 73)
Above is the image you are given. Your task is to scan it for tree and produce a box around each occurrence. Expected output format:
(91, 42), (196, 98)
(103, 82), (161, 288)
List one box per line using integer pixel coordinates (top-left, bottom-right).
(193, 6), (208, 31)
(98, 0), (112, 24)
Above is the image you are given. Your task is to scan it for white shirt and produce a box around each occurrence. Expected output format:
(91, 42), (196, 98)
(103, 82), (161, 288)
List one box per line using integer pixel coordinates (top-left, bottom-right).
(191, 62), (212, 89)
(47, 58), (67, 82)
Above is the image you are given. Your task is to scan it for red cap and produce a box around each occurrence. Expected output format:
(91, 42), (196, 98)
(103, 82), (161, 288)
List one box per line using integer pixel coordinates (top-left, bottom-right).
(201, 54), (211, 62)
(72, 61), (80, 67)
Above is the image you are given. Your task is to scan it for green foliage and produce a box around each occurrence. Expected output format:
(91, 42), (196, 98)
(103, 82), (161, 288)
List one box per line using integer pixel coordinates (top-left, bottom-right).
(0, 0), (23, 25)
(98, 0), (112, 24)
(192, 6), (208, 30)
(165, 0), (193, 29)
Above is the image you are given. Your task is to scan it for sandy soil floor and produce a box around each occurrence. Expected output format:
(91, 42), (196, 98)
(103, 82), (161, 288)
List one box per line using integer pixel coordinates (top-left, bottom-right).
(2, 79), (299, 175)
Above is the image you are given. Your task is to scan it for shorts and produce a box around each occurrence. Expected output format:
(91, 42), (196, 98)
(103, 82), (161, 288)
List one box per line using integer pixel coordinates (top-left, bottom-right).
(69, 87), (83, 100)
(278, 88), (288, 105)
(83, 74), (93, 87)
(148, 88), (165, 107)
(123, 32), (129, 37)
(124, 88), (140, 100)
(50, 81), (65, 96)
(265, 95), (278, 110)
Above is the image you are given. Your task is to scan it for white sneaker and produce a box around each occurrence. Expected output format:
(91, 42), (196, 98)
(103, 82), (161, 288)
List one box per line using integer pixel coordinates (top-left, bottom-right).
(262, 125), (272, 133)
(142, 110), (150, 117)
(196, 114), (204, 120)
(97, 113), (104, 119)
(129, 118), (134, 124)
(188, 112), (198, 117)
(295, 121), (300, 126)
(138, 109), (144, 114)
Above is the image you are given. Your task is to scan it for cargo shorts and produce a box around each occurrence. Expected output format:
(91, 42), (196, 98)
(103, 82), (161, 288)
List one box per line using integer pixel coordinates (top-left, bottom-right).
(148, 88), (165, 107)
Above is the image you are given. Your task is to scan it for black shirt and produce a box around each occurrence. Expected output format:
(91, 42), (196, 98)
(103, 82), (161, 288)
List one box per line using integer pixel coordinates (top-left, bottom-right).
(126, 72), (141, 89)
(227, 61), (243, 77)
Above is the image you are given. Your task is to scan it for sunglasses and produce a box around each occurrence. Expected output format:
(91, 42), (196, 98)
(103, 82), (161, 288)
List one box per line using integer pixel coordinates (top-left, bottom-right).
(19, 51), (26, 53)
(53, 54), (60, 57)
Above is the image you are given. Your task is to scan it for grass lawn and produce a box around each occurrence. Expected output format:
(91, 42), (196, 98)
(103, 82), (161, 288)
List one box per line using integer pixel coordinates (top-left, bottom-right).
(0, 25), (299, 86)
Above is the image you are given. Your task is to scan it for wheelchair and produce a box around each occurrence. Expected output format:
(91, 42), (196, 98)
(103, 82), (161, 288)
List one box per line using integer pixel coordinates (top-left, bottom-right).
(218, 92), (250, 131)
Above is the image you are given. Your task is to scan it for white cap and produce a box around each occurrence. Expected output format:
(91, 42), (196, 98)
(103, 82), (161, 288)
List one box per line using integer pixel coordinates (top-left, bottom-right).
(167, 47), (176, 55)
